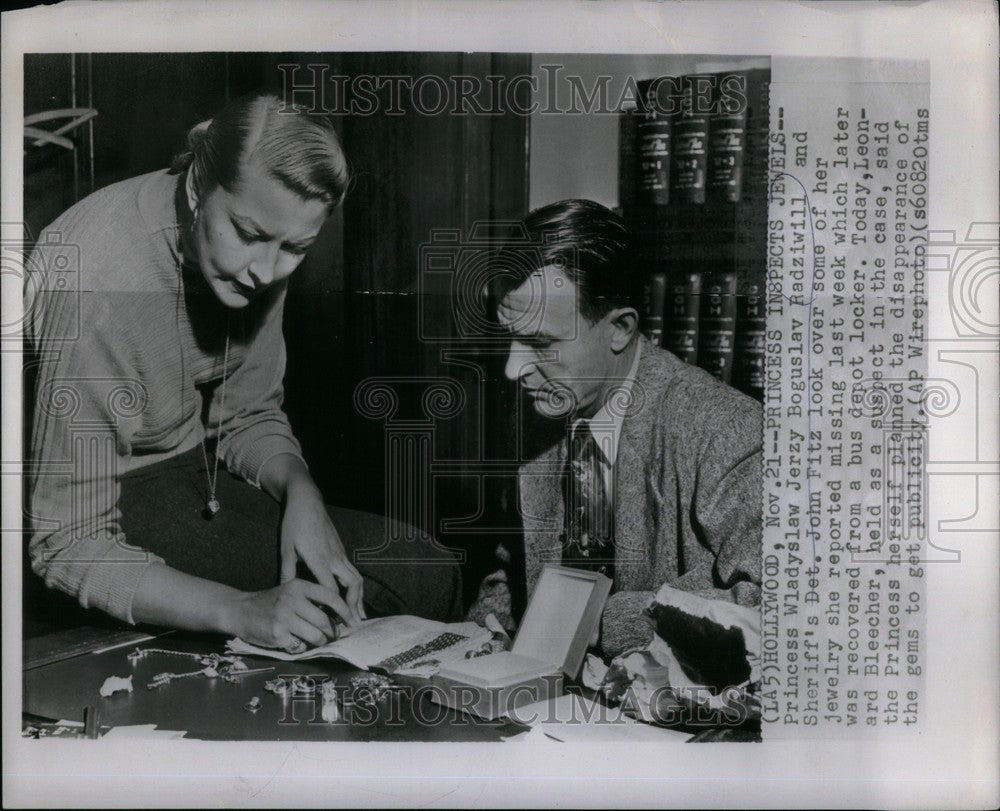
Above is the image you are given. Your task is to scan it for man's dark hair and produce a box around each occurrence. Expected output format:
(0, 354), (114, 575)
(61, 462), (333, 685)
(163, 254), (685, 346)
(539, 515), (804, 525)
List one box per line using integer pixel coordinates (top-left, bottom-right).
(490, 199), (638, 323)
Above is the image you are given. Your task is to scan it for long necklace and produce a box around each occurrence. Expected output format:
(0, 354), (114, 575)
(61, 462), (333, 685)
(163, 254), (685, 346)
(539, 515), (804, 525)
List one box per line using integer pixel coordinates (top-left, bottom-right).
(179, 199), (233, 519)
(201, 329), (231, 517)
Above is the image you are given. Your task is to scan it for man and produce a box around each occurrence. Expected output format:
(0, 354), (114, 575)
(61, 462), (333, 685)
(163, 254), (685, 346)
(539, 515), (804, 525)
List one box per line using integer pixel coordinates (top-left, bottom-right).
(468, 199), (762, 658)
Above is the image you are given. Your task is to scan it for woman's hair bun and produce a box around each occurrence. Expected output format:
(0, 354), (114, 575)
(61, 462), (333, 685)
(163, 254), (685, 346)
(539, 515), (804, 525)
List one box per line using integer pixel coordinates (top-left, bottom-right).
(186, 118), (212, 150)
(170, 92), (349, 209)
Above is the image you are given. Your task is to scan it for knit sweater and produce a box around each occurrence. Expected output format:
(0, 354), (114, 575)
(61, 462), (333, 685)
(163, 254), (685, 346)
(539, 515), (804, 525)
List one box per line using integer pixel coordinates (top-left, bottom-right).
(25, 169), (304, 623)
(468, 338), (763, 657)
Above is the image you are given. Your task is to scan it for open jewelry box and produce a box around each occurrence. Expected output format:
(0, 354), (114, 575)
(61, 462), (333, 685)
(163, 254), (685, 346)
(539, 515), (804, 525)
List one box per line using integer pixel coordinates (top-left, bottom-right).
(431, 565), (612, 720)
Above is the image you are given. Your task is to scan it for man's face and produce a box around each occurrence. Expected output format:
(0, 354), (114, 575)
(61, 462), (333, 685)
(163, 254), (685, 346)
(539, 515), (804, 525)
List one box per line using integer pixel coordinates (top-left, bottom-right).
(498, 265), (619, 419)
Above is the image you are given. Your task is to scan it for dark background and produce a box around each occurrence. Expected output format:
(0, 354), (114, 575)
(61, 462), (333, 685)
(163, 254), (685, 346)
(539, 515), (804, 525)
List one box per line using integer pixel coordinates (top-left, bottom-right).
(23, 52), (545, 619)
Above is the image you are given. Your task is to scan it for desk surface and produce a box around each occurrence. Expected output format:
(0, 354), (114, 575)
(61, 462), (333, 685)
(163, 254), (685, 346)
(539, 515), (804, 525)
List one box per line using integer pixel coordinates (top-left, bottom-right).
(23, 631), (524, 742)
(24, 628), (757, 742)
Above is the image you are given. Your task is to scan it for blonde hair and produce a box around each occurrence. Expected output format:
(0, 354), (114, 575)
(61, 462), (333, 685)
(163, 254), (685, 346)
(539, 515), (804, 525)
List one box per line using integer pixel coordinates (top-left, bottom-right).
(171, 92), (349, 210)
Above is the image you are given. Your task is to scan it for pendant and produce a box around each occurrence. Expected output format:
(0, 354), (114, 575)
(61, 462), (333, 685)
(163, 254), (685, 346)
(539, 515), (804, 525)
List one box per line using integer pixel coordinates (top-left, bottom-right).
(205, 498), (220, 517)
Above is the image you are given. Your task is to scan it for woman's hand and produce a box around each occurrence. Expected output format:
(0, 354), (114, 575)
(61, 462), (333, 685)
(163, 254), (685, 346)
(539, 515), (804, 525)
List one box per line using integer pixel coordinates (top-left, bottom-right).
(222, 579), (349, 650)
(258, 453), (366, 626)
(131, 563), (348, 653)
(279, 478), (365, 624)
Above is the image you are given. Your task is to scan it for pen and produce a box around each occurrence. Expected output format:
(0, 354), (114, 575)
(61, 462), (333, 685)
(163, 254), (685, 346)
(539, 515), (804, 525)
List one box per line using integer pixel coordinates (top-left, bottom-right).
(83, 705), (101, 739)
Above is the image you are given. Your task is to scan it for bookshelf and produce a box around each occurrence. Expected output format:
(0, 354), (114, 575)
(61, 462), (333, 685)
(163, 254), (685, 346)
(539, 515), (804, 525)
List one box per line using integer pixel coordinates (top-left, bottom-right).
(528, 55), (770, 402)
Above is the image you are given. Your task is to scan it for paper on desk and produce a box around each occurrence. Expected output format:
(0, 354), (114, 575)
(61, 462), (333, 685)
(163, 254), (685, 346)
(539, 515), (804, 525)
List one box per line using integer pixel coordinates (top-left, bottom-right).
(102, 725), (186, 739)
(227, 615), (491, 674)
(540, 717), (690, 743)
(502, 693), (690, 743)
(501, 725), (552, 743)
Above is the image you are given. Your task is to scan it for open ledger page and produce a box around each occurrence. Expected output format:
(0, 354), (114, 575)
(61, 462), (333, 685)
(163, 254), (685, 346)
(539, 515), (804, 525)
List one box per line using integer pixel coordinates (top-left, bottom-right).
(2, 1), (997, 808)
(228, 616), (491, 672)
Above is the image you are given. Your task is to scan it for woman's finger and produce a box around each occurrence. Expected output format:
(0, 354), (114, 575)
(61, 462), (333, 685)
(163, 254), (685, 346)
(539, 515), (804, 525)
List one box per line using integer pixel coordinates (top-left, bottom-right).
(280, 544), (298, 585)
(292, 592), (337, 640)
(282, 610), (330, 649)
(300, 580), (356, 627)
(330, 558), (365, 621)
(302, 547), (362, 625)
(297, 546), (341, 592)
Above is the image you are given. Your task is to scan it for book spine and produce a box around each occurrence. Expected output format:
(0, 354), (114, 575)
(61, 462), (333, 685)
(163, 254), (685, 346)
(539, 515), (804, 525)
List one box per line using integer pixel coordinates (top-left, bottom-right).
(634, 80), (671, 207)
(706, 71), (749, 205)
(639, 270), (668, 347)
(732, 68), (771, 400)
(733, 279), (766, 399)
(740, 68), (772, 194)
(697, 270), (738, 383)
(670, 74), (712, 206)
(664, 269), (702, 365)
(618, 108), (639, 211)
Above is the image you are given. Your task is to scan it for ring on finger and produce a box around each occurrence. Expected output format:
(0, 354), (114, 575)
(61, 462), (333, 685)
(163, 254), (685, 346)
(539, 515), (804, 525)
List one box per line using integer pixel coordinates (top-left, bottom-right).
(285, 638), (307, 655)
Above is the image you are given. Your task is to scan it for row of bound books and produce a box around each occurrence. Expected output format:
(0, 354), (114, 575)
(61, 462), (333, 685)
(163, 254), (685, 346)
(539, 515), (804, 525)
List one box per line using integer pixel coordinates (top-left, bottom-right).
(620, 65), (770, 401)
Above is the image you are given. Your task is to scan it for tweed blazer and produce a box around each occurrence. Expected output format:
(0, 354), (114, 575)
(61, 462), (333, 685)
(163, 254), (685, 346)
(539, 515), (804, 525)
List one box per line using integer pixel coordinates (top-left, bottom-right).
(469, 338), (763, 656)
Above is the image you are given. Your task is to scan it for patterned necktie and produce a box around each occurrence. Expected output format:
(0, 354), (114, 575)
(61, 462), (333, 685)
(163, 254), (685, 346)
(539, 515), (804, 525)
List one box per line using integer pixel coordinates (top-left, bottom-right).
(562, 420), (615, 579)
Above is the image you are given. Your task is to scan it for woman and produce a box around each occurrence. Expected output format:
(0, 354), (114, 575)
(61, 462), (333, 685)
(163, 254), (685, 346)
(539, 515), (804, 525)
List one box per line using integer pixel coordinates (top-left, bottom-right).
(25, 93), (461, 653)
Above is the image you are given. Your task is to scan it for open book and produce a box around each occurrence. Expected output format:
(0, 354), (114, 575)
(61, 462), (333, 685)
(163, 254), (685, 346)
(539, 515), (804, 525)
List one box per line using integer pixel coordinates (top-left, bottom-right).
(227, 615), (494, 675)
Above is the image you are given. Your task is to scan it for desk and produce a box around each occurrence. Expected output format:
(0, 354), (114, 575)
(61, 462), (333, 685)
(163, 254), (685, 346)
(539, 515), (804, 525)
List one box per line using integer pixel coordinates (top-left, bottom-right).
(23, 631), (524, 742)
(23, 629), (758, 742)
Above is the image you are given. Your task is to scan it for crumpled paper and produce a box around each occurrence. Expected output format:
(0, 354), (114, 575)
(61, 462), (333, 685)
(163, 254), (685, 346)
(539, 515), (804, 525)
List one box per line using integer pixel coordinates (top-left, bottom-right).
(580, 652), (609, 691)
(645, 583), (761, 688)
(99, 675), (133, 697)
(597, 585), (761, 725)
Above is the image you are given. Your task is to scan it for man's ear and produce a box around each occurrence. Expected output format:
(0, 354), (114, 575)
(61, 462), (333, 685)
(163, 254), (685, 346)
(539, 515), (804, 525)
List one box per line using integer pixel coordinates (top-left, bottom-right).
(184, 166), (200, 217)
(608, 306), (639, 352)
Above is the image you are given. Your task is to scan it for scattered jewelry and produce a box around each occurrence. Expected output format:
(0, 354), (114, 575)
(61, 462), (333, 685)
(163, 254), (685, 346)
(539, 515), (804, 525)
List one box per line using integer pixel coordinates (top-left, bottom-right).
(225, 666), (274, 679)
(127, 647), (203, 664)
(264, 677), (291, 697)
(22, 723), (85, 739)
(464, 642), (495, 659)
(349, 673), (395, 703)
(128, 647), (265, 689)
(127, 647), (242, 668)
(200, 652), (241, 668)
(147, 667), (207, 690)
(291, 676), (317, 696)
(243, 697), (261, 714)
(320, 681), (340, 722)
(99, 675), (133, 697)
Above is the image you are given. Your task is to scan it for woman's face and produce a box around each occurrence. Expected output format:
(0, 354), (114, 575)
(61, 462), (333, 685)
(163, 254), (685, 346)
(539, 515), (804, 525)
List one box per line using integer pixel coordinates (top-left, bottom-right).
(187, 159), (329, 308)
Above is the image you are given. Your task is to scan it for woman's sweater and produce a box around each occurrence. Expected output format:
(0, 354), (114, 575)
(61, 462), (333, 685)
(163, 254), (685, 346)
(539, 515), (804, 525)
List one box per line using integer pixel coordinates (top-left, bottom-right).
(25, 169), (305, 623)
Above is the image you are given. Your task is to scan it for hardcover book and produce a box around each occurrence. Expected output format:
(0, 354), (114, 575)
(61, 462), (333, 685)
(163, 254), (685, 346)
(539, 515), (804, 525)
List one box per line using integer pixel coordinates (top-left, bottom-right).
(697, 269), (738, 383)
(634, 79), (671, 207)
(669, 73), (713, 206)
(706, 70), (749, 204)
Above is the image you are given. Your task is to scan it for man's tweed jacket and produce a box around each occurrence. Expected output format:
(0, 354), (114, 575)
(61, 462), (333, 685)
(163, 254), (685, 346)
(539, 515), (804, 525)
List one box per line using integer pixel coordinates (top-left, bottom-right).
(469, 337), (763, 657)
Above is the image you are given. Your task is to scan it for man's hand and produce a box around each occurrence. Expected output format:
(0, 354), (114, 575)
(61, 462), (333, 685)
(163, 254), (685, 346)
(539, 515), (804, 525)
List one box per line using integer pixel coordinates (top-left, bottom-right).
(279, 479), (365, 624)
